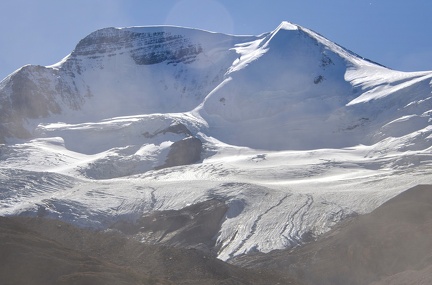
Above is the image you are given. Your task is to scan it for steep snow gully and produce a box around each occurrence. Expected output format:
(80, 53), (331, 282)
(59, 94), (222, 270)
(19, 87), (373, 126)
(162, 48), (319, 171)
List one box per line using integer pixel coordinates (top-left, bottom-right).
(1, 21), (432, 260)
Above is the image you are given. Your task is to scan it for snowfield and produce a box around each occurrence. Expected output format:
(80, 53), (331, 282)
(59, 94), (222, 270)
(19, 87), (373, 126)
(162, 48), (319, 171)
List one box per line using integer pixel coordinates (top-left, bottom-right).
(1, 21), (432, 260)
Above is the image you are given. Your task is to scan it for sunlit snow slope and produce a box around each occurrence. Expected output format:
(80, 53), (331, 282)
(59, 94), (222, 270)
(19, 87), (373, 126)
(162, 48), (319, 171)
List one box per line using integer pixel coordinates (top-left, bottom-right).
(1, 22), (432, 260)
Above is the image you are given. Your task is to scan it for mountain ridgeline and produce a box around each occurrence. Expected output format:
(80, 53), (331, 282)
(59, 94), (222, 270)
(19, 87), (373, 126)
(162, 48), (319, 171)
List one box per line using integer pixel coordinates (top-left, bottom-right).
(1, 22), (432, 277)
(1, 21), (431, 150)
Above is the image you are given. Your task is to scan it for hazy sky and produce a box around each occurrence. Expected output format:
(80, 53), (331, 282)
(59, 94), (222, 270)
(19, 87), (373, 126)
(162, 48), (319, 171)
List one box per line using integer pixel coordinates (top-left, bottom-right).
(1, 0), (431, 79)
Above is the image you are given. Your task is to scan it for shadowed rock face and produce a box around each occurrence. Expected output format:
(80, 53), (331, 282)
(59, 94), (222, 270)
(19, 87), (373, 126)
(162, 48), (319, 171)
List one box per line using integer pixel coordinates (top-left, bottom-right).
(9, 66), (61, 118)
(233, 185), (432, 285)
(111, 199), (228, 254)
(0, 66), (60, 141)
(0, 65), (86, 142)
(73, 28), (203, 65)
(143, 123), (193, 138)
(156, 137), (202, 169)
(0, 216), (300, 285)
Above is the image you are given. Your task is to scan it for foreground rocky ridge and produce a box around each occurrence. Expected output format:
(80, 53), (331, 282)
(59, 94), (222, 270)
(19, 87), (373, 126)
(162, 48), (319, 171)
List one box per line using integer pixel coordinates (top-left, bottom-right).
(2, 184), (431, 285)
(1, 216), (297, 285)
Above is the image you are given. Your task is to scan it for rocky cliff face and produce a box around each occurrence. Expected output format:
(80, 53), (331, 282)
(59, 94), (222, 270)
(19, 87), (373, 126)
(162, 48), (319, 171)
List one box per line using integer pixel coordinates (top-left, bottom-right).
(73, 28), (204, 65)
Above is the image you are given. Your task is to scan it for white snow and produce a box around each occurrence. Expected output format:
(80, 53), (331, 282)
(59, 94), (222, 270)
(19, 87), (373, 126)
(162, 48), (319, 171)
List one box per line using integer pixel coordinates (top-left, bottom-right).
(1, 22), (432, 261)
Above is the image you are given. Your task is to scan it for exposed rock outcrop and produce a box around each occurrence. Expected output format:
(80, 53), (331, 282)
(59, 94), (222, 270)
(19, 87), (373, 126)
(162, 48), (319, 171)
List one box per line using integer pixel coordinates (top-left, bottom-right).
(0, 216), (299, 285)
(156, 136), (202, 169)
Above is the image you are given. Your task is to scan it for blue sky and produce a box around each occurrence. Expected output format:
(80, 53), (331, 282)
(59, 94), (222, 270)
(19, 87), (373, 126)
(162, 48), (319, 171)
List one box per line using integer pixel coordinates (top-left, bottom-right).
(1, 0), (431, 79)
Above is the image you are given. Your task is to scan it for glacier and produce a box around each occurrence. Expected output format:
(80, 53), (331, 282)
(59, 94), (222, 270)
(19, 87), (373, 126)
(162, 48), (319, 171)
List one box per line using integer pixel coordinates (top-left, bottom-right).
(1, 21), (432, 260)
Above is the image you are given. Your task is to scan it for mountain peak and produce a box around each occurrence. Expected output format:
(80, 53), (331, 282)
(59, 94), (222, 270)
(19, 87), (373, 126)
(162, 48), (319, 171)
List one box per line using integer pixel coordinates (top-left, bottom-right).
(276, 21), (298, 31)
(1, 22), (432, 264)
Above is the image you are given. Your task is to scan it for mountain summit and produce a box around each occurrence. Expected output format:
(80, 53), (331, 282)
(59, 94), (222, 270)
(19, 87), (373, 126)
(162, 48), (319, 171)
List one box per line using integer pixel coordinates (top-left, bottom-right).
(1, 22), (432, 260)
(1, 22), (431, 150)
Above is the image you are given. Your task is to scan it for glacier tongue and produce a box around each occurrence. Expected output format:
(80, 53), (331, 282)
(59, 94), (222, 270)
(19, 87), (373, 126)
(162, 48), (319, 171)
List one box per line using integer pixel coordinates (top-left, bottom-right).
(1, 22), (432, 260)
(2, 135), (432, 260)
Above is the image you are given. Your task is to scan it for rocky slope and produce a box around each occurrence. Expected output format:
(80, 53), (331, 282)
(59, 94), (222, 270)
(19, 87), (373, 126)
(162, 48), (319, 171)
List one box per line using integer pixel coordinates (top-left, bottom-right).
(3, 184), (431, 285)
(1, 216), (299, 285)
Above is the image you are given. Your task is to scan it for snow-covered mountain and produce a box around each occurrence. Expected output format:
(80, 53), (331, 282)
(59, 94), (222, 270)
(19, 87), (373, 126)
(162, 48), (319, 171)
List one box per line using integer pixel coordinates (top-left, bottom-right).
(1, 21), (432, 260)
